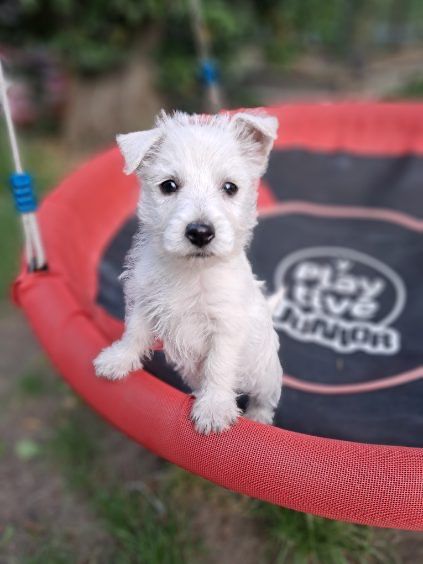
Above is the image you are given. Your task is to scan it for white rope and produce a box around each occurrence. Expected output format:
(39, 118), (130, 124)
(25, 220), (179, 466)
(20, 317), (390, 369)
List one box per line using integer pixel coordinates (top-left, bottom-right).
(29, 214), (46, 267)
(0, 57), (46, 270)
(22, 215), (33, 266)
(0, 59), (23, 173)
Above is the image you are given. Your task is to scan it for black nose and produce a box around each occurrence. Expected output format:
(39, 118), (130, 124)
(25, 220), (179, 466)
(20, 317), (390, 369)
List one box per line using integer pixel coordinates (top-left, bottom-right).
(185, 222), (215, 248)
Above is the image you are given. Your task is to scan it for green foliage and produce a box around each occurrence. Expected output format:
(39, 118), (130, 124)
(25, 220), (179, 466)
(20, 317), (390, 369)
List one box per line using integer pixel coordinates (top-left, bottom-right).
(4, 0), (422, 106)
(1, 0), (169, 75)
(253, 502), (392, 564)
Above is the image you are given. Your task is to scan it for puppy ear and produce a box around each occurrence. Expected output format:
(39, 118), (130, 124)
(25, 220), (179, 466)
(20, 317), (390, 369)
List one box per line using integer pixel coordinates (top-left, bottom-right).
(231, 111), (279, 175)
(116, 128), (162, 175)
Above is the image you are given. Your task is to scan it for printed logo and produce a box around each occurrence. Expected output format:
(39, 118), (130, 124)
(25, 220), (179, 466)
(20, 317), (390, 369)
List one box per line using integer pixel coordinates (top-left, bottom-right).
(272, 247), (406, 355)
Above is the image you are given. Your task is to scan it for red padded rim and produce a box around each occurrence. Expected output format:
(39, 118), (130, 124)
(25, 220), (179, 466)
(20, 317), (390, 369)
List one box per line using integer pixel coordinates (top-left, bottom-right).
(14, 103), (423, 529)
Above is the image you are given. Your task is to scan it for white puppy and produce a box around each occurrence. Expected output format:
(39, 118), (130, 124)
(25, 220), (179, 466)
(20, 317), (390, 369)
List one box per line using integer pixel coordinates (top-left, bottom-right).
(94, 110), (283, 434)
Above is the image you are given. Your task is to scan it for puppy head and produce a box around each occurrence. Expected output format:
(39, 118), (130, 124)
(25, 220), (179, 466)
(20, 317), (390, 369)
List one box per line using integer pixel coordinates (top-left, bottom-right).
(117, 110), (278, 260)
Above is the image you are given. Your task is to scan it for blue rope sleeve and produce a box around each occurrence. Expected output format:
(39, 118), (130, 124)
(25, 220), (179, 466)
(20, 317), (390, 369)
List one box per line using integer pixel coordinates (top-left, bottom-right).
(9, 172), (37, 214)
(199, 59), (219, 85)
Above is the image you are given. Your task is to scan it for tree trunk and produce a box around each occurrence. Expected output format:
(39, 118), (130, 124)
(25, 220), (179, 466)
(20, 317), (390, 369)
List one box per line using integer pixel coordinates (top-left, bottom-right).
(63, 39), (164, 151)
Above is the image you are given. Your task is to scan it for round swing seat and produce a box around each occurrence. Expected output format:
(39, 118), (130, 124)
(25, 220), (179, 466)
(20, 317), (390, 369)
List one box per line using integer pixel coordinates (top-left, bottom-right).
(14, 103), (423, 530)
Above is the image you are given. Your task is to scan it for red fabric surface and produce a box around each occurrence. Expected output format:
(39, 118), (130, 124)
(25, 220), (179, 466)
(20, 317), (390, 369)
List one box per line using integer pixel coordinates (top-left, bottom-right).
(14, 103), (423, 529)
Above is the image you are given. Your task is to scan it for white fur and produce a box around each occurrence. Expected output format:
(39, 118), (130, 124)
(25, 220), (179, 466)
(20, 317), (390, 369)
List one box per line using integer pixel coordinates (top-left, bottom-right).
(94, 110), (283, 434)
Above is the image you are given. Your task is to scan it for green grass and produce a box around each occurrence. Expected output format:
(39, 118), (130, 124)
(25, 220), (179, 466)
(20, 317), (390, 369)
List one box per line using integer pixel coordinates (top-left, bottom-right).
(0, 524), (15, 549)
(165, 466), (391, 564)
(18, 370), (48, 397)
(49, 410), (101, 490)
(23, 539), (74, 564)
(48, 408), (198, 563)
(0, 182), (20, 301)
(253, 502), (393, 564)
(96, 488), (194, 564)
(387, 76), (423, 100)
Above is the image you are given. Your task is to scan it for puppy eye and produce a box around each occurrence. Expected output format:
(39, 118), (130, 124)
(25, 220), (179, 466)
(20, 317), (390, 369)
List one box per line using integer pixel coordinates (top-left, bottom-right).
(160, 179), (179, 195)
(222, 181), (238, 196)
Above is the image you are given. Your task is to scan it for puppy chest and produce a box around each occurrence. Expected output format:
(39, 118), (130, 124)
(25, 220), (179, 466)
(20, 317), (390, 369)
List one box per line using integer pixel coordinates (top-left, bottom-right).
(152, 298), (212, 353)
(164, 312), (212, 364)
(145, 269), (239, 355)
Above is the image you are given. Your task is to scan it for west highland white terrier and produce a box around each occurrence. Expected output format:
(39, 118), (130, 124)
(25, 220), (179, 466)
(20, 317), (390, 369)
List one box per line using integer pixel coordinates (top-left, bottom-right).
(94, 110), (283, 434)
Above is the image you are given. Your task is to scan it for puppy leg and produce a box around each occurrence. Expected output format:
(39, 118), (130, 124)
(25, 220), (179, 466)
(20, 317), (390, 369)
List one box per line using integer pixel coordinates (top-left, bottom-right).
(245, 351), (282, 424)
(245, 386), (281, 424)
(94, 306), (152, 381)
(190, 330), (242, 435)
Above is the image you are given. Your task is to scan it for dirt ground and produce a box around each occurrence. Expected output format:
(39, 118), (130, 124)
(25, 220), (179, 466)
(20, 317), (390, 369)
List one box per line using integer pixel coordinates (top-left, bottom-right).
(0, 306), (109, 560)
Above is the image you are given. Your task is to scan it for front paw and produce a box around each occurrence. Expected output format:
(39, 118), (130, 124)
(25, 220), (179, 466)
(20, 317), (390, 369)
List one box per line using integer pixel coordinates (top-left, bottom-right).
(190, 391), (240, 435)
(93, 341), (143, 381)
